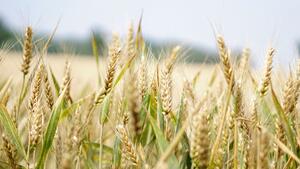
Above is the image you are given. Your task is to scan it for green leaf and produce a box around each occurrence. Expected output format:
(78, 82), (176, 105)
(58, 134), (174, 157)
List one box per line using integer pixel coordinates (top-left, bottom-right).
(149, 117), (167, 150)
(112, 54), (136, 89)
(138, 94), (151, 143)
(0, 105), (26, 159)
(0, 160), (25, 169)
(179, 151), (192, 169)
(208, 66), (218, 87)
(49, 66), (60, 97)
(0, 77), (12, 99)
(139, 121), (153, 146)
(148, 115), (179, 168)
(156, 95), (165, 131)
(192, 71), (201, 88)
(99, 94), (110, 124)
(60, 101), (81, 120)
(83, 141), (113, 154)
(91, 32), (99, 65)
(19, 77), (30, 107)
(175, 93), (185, 133)
(175, 94), (189, 150)
(112, 137), (121, 168)
(209, 83), (232, 167)
(91, 32), (102, 86)
(135, 13), (145, 53)
(270, 85), (296, 153)
(41, 19), (60, 55)
(36, 88), (66, 169)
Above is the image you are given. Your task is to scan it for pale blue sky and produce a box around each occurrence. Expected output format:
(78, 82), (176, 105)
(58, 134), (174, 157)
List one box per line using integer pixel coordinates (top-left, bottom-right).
(1, 0), (300, 66)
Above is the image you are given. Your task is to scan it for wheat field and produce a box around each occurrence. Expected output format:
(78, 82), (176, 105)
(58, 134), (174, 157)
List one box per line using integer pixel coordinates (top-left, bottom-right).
(0, 24), (299, 169)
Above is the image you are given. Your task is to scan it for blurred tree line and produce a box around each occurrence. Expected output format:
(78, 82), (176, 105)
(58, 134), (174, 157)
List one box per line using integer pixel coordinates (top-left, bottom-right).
(0, 19), (13, 42)
(0, 18), (218, 63)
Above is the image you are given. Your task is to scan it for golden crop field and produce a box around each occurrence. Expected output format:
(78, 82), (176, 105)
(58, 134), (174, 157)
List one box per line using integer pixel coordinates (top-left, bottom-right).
(0, 24), (299, 169)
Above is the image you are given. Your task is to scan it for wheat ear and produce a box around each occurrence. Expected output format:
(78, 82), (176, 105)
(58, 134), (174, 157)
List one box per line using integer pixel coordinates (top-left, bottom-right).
(125, 23), (135, 59)
(43, 68), (54, 110)
(116, 124), (139, 167)
(258, 48), (275, 97)
(95, 34), (121, 105)
(21, 26), (33, 76)
(190, 112), (210, 168)
(239, 47), (250, 71)
(258, 130), (270, 169)
(29, 65), (44, 147)
(161, 46), (180, 117)
(128, 72), (142, 137)
(216, 35), (235, 90)
(2, 134), (17, 169)
(138, 57), (147, 99)
(28, 64), (44, 115)
(61, 60), (72, 103)
(282, 75), (296, 117)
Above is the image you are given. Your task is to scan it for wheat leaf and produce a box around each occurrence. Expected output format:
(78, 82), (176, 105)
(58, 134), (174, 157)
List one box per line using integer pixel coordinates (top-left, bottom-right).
(36, 88), (66, 169)
(0, 104), (26, 159)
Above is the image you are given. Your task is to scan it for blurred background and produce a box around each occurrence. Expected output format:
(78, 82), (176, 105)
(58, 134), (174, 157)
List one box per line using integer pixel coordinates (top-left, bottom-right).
(0, 0), (300, 66)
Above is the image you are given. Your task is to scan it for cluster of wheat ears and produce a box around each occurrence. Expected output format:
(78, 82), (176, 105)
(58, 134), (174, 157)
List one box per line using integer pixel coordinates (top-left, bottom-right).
(0, 23), (300, 169)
